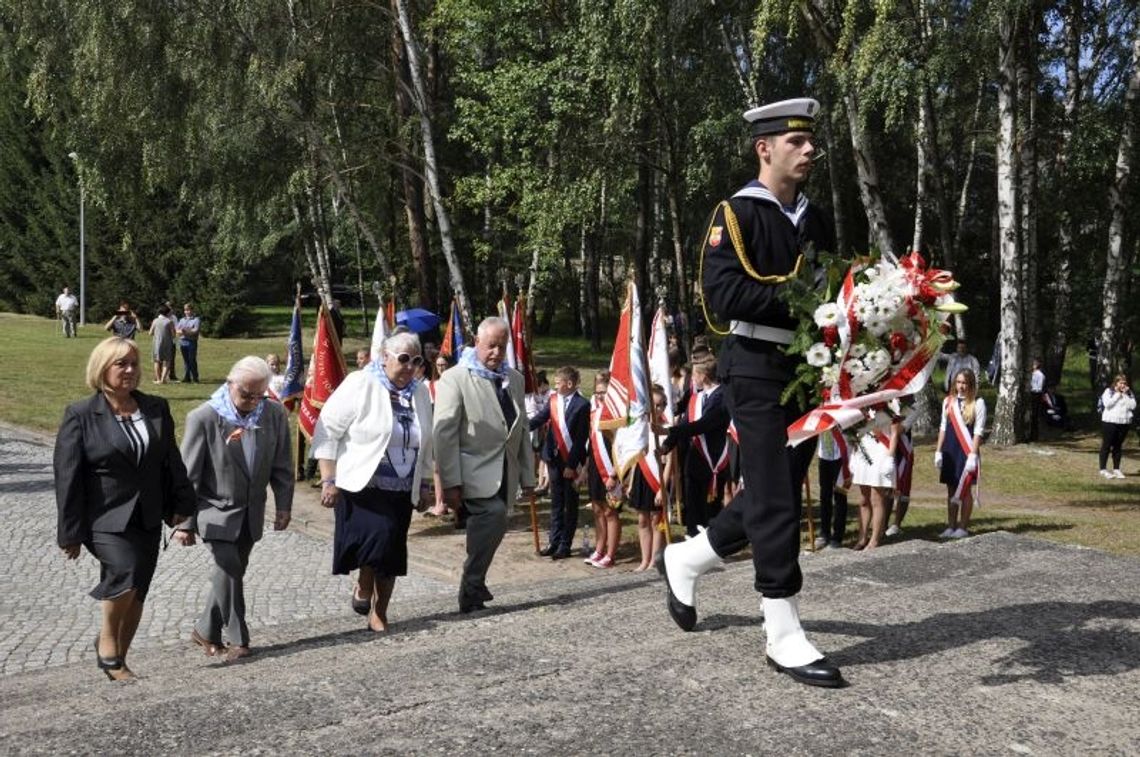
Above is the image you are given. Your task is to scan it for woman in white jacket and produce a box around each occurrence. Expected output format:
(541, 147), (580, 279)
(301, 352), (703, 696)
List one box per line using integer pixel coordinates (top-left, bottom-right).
(1098, 374), (1136, 479)
(313, 331), (434, 632)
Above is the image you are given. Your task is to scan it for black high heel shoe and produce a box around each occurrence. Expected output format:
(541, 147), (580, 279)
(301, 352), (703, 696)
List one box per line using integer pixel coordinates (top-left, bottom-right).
(94, 635), (125, 681)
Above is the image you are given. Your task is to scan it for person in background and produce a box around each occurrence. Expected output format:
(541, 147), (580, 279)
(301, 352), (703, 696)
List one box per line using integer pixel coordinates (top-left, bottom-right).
(1098, 374), (1135, 479)
(56, 286), (79, 337)
(104, 301), (139, 341)
(424, 354), (452, 518)
(180, 356), (294, 661)
(529, 365), (590, 560)
(528, 371), (551, 496)
(1028, 357), (1046, 442)
(313, 332), (434, 631)
(849, 408), (900, 551)
(355, 348), (371, 370)
(176, 303), (201, 383)
(54, 337), (197, 681)
(583, 371), (620, 568)
(885, 416), (915, 538)
(935, 369), (986, 539)
(942, 340), (981, 393)
(815, 428), (850, 549)
(148, 304), (176, 384)
(329, 299), (347, 344)
(631, 384), (672, 572)
(266, 353), (286, 399)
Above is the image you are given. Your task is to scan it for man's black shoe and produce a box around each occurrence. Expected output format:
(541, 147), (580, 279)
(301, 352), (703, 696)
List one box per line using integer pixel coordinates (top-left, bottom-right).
(550, 549), (572, 560)
(655, 550), (696, 632)
(458, 592), (486, 614)
(765, 655), (845, 688)
(538, 544), (556, 557)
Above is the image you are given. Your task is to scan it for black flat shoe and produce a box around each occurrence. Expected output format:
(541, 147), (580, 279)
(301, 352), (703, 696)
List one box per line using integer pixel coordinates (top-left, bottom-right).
(538, 544), (556, 557)
(765, 655), (845, 688)
(94, 635), (124, 681)
(551, 550), (572, 560)
(476, 586), (493, 602)
(655, 551), (697, 632)
(458, 594), (486, 614)
(351, 592), (371, 616)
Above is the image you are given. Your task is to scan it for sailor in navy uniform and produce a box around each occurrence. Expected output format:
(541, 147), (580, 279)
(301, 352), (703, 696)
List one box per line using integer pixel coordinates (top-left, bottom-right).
(656, 98), (843, 688)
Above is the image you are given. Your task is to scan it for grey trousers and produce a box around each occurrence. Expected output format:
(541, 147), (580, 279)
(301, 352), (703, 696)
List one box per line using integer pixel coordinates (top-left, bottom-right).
(460, 495), (508, 598)
(196, 529), (255, 646)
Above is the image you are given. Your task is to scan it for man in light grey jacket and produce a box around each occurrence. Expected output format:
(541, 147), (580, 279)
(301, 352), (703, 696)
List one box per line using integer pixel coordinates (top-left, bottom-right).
(434, 317), (535, 613)
(180, 356), (294, 661)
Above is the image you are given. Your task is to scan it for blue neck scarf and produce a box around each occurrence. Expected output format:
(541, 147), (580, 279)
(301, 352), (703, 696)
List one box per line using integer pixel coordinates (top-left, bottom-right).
(459, 346), (508, 384)
(367, 358), (419, 401)
(208, 383), (265, 430)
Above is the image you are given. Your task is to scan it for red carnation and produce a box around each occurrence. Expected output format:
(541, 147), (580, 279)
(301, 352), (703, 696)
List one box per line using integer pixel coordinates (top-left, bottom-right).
(889, 331), (909, 354)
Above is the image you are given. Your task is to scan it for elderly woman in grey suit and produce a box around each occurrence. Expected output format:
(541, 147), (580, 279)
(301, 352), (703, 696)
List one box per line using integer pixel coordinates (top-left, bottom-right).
(313, 331), (434, 632)
(54, 337), (197, 681)
(180, 356), (294, 662)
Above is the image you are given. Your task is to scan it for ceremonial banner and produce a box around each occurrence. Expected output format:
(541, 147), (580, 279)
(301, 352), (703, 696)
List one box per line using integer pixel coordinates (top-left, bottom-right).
(299, 305), (348, 439)
(497, 295), (518, 372)
(279, 300), (306, 407)
(369, 298), (396, 362)
(512, 296), (536, 393)
(599, 283), (649, 481)
(440, 298), (464, 363)
(638, 305), (673, 490)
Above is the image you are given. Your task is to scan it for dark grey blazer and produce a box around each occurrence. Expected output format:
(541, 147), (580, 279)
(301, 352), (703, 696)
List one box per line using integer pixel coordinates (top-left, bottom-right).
(54, 391), (196, 547)
(180, 400), (294, 542)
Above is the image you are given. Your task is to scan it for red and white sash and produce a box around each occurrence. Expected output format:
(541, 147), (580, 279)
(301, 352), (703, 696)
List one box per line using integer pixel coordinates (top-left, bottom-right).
(946, 396), (980, 505)
(590, 398), (615, 479)
(690, 388), (729, 496)
(427, 380), (437, 403)
(637, 411), (668, 494)
(548, 390), (574, 463)
(895, 430), (914, 497)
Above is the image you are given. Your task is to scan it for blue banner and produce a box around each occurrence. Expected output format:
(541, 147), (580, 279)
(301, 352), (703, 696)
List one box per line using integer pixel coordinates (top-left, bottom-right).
(280, 303), (306, 401)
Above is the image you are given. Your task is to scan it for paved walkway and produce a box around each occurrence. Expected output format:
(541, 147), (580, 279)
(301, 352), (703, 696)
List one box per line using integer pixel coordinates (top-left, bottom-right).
(0, 429), (451, 676)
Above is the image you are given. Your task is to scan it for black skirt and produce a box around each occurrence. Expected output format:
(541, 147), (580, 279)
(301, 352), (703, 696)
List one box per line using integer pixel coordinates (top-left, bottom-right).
(586, 457), (608, 501)
(627, 466), (658, 513)
(333, 487), (414, 578)
(86, 519), (161, 602)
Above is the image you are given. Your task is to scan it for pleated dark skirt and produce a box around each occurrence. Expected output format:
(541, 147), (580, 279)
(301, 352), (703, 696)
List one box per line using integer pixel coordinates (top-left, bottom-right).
(86, 522), (161, 602)
(333, 487), (414, 578)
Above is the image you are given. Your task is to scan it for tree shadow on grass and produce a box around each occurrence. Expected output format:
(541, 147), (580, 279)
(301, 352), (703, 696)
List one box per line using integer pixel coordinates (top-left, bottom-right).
(810, 600), (1140, 686)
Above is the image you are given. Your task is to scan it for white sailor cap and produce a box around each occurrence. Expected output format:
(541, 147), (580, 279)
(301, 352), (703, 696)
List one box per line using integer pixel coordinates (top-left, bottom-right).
(744, 98), (820, 137)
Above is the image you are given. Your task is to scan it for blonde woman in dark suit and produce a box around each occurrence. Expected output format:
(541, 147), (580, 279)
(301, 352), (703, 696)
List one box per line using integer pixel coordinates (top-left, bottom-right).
(54, 337), (197, 681)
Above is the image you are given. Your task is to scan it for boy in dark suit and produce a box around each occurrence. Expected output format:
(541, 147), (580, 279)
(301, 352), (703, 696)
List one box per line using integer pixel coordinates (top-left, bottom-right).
(530, 366), (590, 558)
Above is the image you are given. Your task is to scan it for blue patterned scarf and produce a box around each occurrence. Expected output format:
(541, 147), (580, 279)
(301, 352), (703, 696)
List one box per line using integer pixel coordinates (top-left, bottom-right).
(459, 346), (508, 385)
(367, 358), (419, 401)
(208, 383), (265, 429)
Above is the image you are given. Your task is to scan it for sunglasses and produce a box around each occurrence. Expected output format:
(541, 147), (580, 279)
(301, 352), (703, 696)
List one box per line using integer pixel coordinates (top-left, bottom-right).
(388, 352), (424, 367)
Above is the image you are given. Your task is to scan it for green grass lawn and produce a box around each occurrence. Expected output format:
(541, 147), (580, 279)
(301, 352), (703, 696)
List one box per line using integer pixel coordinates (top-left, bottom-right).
(4, 310), (1138, 556)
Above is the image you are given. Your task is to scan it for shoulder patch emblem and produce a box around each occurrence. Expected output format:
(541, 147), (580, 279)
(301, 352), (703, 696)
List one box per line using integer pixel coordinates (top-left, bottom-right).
(708, 225), (723, 247)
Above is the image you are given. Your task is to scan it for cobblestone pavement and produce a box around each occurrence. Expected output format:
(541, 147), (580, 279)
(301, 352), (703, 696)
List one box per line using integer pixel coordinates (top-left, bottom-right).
(0, 429), (451, 676)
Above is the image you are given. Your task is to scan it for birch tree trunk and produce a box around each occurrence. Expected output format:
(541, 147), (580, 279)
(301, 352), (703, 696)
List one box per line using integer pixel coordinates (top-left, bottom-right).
(912, 95), (928, 254)
(395, 0), (473, 333)
(1046, 0), (1082, 383)
(1097, 27), (1140, 385)
(1018, 20), (1041, 374)
(991, 11), (1024, 447)
(822, 105), (847, 257)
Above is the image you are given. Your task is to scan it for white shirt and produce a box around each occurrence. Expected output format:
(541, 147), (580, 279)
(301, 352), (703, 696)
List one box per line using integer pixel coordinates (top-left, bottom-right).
(944, 353), (982, 391)
(939, 396), (988, 450)
(1030, 369), (1045, 393)
(55, 293), (78, 313)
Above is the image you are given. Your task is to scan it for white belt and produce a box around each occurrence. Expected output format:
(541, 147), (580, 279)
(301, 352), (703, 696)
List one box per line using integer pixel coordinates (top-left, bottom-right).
(729, 320), (795, 345)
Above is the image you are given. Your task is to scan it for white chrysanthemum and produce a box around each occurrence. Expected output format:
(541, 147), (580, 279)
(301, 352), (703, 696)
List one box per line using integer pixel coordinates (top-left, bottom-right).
(821, 365), (841, 385)
(850, 343), (868, 359)
(866, 317), (892, 337)
(813, 303), (841, 328)
(864, 267), (880, 281)
(867, 349), (892, 370)
(853, 300), (873, 322)
(846, 359), (865, 375)
(806, 343), (832, 367)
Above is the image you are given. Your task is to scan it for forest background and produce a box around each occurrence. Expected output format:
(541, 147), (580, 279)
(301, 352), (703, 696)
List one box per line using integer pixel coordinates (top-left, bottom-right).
(1, 0), (1138, 445)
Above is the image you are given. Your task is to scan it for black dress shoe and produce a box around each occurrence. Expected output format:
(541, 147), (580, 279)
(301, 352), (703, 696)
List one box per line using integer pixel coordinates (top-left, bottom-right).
(766, 655), (845, 688)
(538, 544), (557, 557)
(655, 551), (697, 632)
(551, 549), (572, 560)
(476, 586), (494, 602)
(458, 594), (486, 614)
(351, 592), (371, 616)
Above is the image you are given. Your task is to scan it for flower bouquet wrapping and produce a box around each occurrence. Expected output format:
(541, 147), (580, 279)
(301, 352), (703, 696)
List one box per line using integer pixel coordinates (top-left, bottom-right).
(781, 250), (967, 446)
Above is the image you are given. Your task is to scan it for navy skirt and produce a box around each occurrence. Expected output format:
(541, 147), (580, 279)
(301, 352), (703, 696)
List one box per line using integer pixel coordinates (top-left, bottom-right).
(333, 488), (414, 578)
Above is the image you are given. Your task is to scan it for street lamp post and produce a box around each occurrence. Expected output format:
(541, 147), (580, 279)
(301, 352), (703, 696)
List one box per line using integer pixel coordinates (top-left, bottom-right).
(67, 152), (85, 326)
